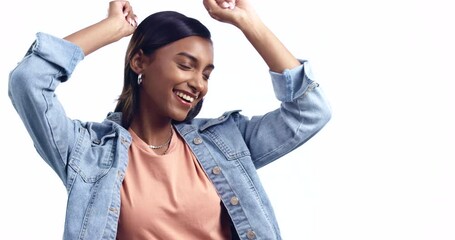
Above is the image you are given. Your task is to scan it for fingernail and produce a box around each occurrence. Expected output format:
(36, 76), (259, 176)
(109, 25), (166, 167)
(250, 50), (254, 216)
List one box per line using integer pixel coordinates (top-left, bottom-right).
(221, 2), (230, 8)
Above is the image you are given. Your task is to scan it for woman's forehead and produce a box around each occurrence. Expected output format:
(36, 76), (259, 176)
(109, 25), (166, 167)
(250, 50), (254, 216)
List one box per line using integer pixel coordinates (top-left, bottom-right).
(157, 36), (214, 62)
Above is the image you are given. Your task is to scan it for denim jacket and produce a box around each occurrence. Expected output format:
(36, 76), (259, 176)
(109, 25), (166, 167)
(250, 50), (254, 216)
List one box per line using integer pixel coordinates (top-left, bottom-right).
(9, 33), (331, 240)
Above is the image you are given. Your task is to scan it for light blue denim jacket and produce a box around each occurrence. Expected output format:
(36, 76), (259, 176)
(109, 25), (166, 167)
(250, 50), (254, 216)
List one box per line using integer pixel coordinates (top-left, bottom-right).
(9, 33), (331, 240)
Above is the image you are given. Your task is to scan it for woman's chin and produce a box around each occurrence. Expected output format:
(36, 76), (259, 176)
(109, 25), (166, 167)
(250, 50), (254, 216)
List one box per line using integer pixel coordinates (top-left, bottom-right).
(170, 112), (190, 122)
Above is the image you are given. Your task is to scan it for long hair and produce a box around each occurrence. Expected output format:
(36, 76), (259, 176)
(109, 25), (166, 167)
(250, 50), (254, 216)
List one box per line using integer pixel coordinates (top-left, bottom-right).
(114, 11), (212, 128)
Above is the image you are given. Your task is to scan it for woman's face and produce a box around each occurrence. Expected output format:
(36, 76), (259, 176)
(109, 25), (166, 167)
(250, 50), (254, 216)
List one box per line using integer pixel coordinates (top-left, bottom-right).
(138, 36), (214, 122)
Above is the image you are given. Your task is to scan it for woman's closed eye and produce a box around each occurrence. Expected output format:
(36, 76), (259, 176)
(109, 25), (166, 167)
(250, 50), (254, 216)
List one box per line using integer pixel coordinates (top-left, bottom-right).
(178, 63), (192, 70)
(202, 71), (211, 80)
(178, 63), (211, 80)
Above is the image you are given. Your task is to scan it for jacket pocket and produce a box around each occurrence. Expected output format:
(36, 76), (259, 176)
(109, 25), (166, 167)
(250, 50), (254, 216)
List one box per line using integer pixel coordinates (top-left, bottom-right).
(204, 119), (251, 161)
(68, 123), (117, 183)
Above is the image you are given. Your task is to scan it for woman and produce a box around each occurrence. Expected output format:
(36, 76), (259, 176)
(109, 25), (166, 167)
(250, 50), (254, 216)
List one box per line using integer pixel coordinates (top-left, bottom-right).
(8, 0), (331, 239)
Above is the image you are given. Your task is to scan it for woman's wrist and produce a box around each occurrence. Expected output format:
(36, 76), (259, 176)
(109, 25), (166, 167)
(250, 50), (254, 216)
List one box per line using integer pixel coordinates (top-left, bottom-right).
(99, 17), (132, 43)
(235, 10), (262, 34)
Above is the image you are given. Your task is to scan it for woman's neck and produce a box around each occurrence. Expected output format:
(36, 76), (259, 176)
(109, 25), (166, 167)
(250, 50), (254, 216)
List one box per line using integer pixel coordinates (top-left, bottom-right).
(129, 113), (173, 147)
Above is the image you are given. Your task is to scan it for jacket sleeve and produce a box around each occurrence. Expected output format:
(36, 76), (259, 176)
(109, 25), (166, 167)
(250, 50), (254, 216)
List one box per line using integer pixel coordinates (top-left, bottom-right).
(8, 32), (85, 182)
(238, 60), (332, 169)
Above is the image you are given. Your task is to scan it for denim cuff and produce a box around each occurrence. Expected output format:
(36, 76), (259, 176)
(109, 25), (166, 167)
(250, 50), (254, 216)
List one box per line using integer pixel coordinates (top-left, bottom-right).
(269, 59), (316, 102)
(32, 32), (85, 80)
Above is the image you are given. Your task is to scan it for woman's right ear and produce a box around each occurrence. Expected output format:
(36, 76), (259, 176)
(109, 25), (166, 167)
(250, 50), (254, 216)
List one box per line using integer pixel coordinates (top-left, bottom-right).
(130, 50), (145, 74)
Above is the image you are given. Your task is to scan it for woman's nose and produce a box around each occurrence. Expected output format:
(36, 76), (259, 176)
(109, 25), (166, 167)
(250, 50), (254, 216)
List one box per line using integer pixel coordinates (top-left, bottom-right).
(187, 75), (205, 93)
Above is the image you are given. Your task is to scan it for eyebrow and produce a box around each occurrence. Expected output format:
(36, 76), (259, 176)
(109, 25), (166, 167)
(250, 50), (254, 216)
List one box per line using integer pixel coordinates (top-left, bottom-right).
(176, 52), (215, 70)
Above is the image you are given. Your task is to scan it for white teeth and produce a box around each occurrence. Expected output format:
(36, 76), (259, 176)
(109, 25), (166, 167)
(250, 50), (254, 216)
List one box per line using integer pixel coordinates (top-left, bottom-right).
(176, 92), (195, 103)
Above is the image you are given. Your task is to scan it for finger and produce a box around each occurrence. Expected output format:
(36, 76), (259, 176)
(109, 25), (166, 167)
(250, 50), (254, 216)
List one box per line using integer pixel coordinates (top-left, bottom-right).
(209, 0), (232, 10)
(222, 2), (230, 9)
(121, 2), (138, 27)
(125, 12), (138, 27)
(122, 1), (132, 16)
(218, 0), (235, 9)
(108, 1), (131, 18)
(203, 0), (216, 12)
(224, 0), (236, 9)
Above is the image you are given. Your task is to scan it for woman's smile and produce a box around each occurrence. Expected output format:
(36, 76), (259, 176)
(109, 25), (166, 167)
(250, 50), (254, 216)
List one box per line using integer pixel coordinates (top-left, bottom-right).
(174, 89), (197, 107)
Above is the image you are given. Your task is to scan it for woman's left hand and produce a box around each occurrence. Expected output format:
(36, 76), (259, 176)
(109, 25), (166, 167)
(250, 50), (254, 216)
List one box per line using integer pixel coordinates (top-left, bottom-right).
(203, 0), (301, 74)
(203, 0), (257, 28)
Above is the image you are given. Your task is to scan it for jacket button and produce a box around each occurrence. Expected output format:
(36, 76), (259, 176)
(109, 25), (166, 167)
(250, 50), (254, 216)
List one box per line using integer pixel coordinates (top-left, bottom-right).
(230, 196), (239, 205)
(109, 208), (118, 214)
(117, 171), (124, 180)
(246, 230), (256, 239)
(120, 137), (129, 146)
(193, 137), (203, 145)
(212, 166), (221, 175)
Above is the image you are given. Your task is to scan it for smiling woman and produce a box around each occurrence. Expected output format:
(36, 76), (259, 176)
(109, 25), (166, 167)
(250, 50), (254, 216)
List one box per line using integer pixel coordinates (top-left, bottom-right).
(115, 10), (215, 131)
(7, 0), (331, 239)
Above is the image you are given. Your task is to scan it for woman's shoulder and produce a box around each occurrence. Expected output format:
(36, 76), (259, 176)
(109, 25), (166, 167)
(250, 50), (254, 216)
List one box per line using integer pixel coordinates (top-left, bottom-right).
(175, 110), (247, 131)
(74, 112), (131, 143)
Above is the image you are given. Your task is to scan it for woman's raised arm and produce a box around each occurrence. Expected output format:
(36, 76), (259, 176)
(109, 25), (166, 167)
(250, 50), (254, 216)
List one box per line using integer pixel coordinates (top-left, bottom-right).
(64, 0), (138, 56)
(203, 0), (300, 72)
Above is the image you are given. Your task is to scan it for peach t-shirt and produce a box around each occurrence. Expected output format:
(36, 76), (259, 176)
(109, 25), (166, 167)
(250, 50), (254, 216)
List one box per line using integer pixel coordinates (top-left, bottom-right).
(116, 128), (231, 240)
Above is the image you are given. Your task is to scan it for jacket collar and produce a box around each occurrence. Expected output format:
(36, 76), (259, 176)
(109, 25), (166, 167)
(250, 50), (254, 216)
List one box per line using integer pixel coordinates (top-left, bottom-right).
(105, 110), (242, 133)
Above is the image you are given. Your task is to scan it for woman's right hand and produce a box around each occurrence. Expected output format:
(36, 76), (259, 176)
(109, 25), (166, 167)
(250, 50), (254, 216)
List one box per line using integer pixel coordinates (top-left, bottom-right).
(107, 0), (138, 38)
(64, 1), (138, 56)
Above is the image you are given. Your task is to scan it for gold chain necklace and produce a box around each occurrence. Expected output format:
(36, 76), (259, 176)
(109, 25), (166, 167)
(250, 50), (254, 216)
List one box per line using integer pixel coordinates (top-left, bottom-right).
(148, 127), (173, 149)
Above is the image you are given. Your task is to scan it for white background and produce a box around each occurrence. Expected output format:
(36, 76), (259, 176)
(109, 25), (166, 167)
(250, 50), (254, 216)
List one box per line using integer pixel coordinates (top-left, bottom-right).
(1, 0), (454, 239)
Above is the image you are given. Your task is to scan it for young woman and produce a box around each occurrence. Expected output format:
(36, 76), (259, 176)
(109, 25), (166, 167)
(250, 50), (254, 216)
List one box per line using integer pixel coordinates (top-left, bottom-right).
(8, 0), (331, 239)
